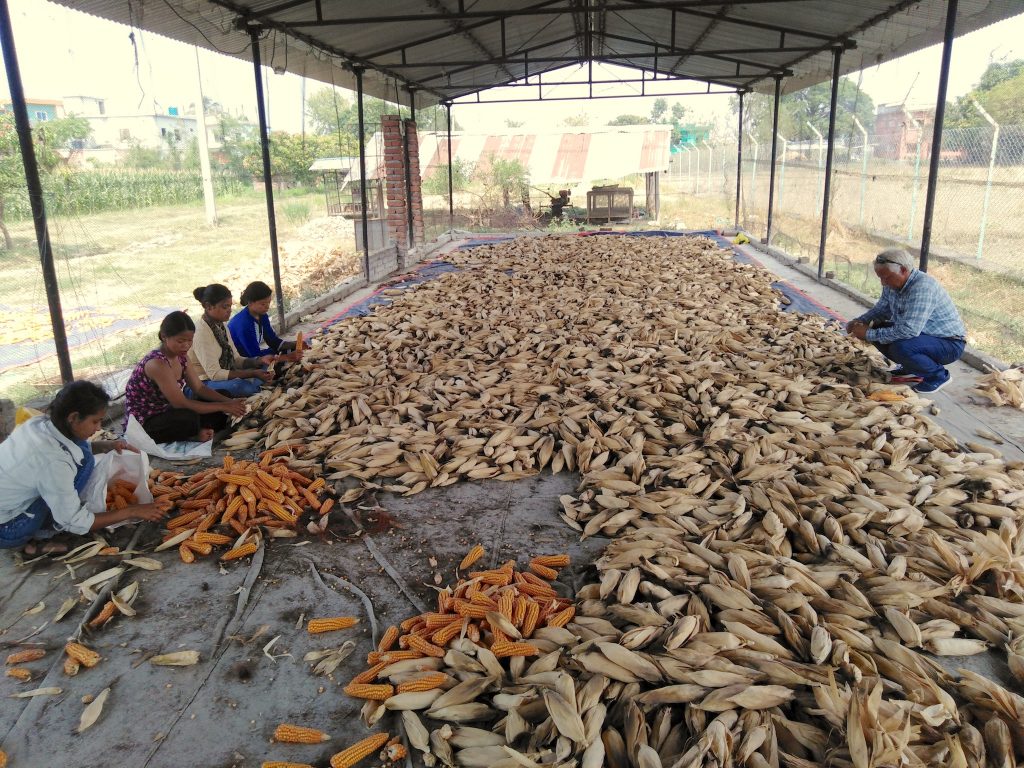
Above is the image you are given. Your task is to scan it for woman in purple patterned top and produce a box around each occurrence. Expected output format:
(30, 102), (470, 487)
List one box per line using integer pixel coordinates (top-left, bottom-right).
(125, 312), (248, 443)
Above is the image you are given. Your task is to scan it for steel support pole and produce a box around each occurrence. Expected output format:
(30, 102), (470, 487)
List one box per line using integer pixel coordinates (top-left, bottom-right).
(248, 27), (286, 331)
(919, 0), (958, 272)
(735, 92), (743, 230)
(0, 0), (73, 383)
(852, 116), (868, 227)
(355, 67), (370, 280)
(817, 47), (842, 280)
(765, 76), (782, 245)
(445, 102), (454, 233)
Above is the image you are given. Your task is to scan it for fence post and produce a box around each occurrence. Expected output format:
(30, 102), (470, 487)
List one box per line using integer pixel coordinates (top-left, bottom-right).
(694, 144), (701, 194)
(971, 98), (999, 262)
(907, 115), (923, 242)
(703, 140), (713, 195)
(852, 116), (868, 229)
(685, 146), (692, 190)
(807, 122), (823, 212)
(777, 132), (787, 213)
(735, 92), (743, 230)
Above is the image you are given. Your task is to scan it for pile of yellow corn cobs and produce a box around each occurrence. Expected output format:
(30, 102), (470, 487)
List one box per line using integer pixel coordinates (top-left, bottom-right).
(105, 479), (140, 511)
(150, 449), (332, 564)
(267, 726), (405, 768)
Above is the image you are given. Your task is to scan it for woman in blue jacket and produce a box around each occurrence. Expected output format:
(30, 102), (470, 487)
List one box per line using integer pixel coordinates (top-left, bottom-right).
(228, 281), (302, 360)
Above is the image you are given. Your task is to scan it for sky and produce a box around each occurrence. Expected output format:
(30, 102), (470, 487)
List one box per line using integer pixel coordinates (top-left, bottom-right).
(3, 0), (1024, 137)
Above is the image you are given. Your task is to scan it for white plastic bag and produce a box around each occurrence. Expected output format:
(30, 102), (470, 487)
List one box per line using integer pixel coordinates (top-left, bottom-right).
(123, 415), (212, 461)
(82, 449), (154, 515)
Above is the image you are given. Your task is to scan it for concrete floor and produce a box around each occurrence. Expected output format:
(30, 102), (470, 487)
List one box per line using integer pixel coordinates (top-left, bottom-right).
(2, 231), (1021, 767)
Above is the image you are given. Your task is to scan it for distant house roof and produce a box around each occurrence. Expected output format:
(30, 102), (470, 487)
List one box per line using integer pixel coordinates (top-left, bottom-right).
(416, 125), (672, 185)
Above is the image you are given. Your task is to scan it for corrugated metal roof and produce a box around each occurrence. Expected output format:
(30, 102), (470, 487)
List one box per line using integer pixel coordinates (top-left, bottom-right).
(415, 125), (671, 184)
(50, 2), (1024, 105)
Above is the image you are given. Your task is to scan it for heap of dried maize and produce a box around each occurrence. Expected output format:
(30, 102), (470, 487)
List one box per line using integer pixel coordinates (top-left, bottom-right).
(151, 450), (331, 563)
(975, 365), (1024, 410)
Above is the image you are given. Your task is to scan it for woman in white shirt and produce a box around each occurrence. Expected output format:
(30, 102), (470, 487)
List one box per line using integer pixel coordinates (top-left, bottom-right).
(187, 284), (275, 398)
(0, 381), (166, 555)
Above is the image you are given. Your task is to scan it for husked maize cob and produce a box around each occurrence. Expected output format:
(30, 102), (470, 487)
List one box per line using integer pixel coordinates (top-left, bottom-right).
(459, 545), (485, 570)
(307, 617), (359, 634)
(395, 672), (447, 693)
(318, 498), (334, 516)
(262, 763), (313, 768)
(256, 469), (281, 489)
(179, 543), (196, 564)
(431, 619), (466, 646)
(6, 648), (46, 665)
(469, 592), (498, 609)
(405, 635), (445, 658)
(295, 331), (304, 353)
(522, 601), (541, 638)
(465, 623), (481, 643)
(0, 748), (6, 768)
(545, 606), (576, 628)
(63, 657), (80, 676)
(6, 667), (32, 682)
(196, 511), (218, 532)
(452, 601), (489, 620)
(420, 612), (458, 629)
(512, 596), (528, 627)
(351, 661), (388, 685)
(516, 582), (557, 599)
(216, 472), (255, 486)
(98, 546), (120, 556)
(330, 732), (390, 768)
(273, 724), (330, 743)
(377, 625), (400, 652)
(167, 509), (204, 529)
(185, 540), (214, 556)
(497, 590), (515, 619)
(307, 477), (325, 492)
(490, 640), (540, 658)
(399, 616), (422, 632)
(529, 562), (559, 581)
(65, 642), (100, 668)
(193, 532), (233, 546)
(377, 650), (423, 664)
(343, 682), (394, 701)
(470, 569), (512, 586)
(532, 557), (573, 569)
(88, 601), (117, 628)
(437, 590), (453, 613)
(221, 541), (258, 561)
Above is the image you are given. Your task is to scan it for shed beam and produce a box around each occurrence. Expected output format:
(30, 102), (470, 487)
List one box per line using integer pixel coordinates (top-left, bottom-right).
(764, 75), (782, 245)
(355, 67), (370, 280)
(817, 47), (843, 280)
(602, 31), (791, 72)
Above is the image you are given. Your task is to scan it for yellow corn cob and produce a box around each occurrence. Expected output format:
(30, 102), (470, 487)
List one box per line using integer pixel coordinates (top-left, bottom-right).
(193, 532), (233, 546)
(545, 606), (576, 628)
(63, 657), (80, 676)
(179, 542), (196, 564)
(196, 511), (218, 533)
(453, 600), (489, 620)
(216, 472), (255, 486)
(377, 625), (400, 652)
(88, 601), (117, 628)
(263, 499), (297, 523)
(517, 582), (557, 599)
(343, 682), (394, 701)
(6, 648), (46, 665)
(351, 661), (388, 685)
(0, 748), (6, 768)
(167, 509), (204, 529)
(6, 667), (32, 682)
(308, 477), (325, 492)
(330, 732), (390, 768)
(308, 617), (359, 634)
(221, 541), (258, 561)
(396, 672), (447, 693)
(318, 498), (335, 516)
(385, 741), (407, 761)
(497, 590), (515, 619)
(295, 330), (304, 353)
(459, 544), (485, 570)
(490, 640), (540, 658)
(522, 601), (541, 638)
(512, 596), (528, 627)
(273, 724), (330, 744)
(466, 623), (481, 643)
(400, 616), (422, 632)
(65, 642), (100, 668)
(469, 592), (498, 608)
(532, 554), (570, 568)
(437, 589), (453, 614)
(529, 562), (559, 581)
(470, 569), (512, 586)
(432, 619), (466, 646)
(262, 763), (314, 768)
(98, 546), (121, 556)
(491, 626), (508, 645)
(420, 612), (458, 629)
(256, 469), (281, 490)
(405, 635), (445, 658)
(377, 650), (423, 664)
(185, 540), (214, 556)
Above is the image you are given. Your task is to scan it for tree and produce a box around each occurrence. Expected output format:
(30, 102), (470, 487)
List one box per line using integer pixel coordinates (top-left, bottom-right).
(671, 103), (688, 122)
(422, 158), (473, 202)
(0, 112), (90, 249)
(608, 114), (649, 126)
(735, 77), (875, 145)
(479, 155), (529, 210)
(650, 98), (668, 123)
(306, 87), (457, 139)
(505, 118), (524, 128)
(563, 112), (590, 127)
(947, 59), (1024, 128)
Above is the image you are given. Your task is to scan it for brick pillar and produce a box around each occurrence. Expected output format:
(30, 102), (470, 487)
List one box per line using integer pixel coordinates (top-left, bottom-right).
(381, 114), (408, 251)
(404, 118), (425, 247)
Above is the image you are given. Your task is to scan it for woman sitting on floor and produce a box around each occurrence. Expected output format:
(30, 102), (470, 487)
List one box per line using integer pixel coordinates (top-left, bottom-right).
(125, 311), (248, 443)
(0, 381), (167, 555)
(228, 281), (303, 360)
(189, 283), (275, 398)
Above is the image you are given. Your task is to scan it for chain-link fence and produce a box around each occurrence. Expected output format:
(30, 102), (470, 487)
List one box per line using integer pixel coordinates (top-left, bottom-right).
(659, 86), (1024, 366)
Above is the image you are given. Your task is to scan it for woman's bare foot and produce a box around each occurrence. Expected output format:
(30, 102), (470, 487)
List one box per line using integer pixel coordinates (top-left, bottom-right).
(197, 428), (214, 442)
(22, 540), (69, 556)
